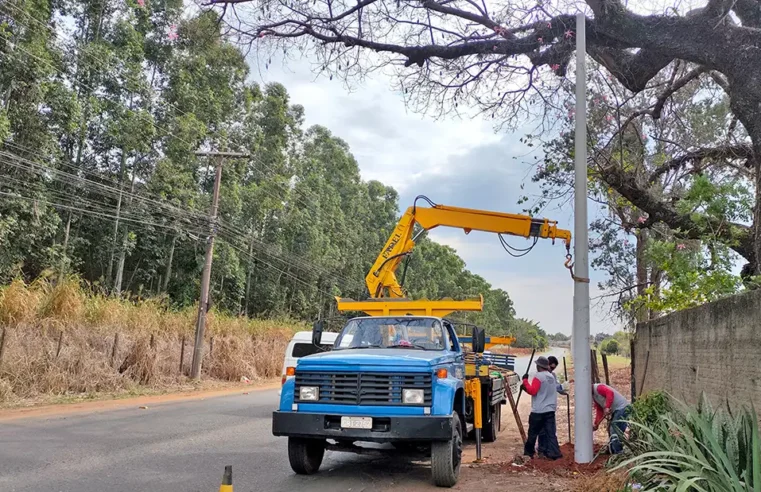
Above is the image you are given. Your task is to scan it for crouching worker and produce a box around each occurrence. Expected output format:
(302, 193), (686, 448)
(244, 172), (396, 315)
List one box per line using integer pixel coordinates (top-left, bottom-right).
(522, 356), (562, 460)
(592, 383), (631, 454)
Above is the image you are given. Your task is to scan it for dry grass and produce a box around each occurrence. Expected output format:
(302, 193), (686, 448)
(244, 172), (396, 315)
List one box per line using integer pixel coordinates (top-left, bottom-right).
(0, 277), (303, 405)
(570, 470), (630, 492)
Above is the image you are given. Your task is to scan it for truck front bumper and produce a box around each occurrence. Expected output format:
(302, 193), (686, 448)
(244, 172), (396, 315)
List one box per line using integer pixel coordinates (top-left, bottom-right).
(272, 411), (453, 442)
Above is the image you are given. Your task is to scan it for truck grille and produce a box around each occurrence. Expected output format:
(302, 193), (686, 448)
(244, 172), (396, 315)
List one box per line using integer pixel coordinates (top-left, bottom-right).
(294, 372), (432, 406)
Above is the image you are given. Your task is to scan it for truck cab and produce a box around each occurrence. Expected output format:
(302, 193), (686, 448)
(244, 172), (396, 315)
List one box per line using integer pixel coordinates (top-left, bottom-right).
(273, 315), (480, 487)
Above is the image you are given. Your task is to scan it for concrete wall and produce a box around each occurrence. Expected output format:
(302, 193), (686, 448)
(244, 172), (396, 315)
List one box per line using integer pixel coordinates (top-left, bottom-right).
(634, 288), (761, 412)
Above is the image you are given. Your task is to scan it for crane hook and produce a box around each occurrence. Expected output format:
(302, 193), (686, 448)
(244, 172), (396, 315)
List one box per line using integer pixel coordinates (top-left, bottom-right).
(564, 253), (590, 284)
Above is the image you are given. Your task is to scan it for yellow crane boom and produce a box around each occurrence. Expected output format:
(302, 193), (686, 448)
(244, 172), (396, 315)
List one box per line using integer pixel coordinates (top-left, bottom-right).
(336, 196), (572, 318)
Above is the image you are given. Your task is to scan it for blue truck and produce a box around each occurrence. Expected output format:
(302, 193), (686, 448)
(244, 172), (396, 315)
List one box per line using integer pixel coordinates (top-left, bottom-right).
(272, 315), (517, 487)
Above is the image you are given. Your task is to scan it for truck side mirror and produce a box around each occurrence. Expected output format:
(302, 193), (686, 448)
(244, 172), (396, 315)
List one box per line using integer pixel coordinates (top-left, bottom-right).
(472, 326), (485, 353)
(312, 320), (324, 346)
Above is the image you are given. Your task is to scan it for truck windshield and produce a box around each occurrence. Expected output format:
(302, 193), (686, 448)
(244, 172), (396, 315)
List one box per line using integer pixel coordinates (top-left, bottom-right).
(333, 317), (446, 350)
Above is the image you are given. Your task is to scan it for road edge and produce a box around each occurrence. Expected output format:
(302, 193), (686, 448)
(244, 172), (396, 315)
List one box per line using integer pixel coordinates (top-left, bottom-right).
(0, 381), (279, 422)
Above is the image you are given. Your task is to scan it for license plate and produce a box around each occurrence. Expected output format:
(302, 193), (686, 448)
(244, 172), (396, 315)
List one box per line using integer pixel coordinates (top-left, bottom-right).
(340, 416), (372, 429)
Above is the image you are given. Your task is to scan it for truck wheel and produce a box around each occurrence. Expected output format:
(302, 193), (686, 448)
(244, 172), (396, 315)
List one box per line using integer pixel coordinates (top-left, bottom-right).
(431, 411), (462, 487)
(482, 403), (500, 442)
(288, 437), (325, 475)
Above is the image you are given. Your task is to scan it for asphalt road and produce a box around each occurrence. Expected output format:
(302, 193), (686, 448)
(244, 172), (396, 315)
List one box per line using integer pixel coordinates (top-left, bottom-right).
(0, 388), (446, 492)
(0, 348), (567, 492)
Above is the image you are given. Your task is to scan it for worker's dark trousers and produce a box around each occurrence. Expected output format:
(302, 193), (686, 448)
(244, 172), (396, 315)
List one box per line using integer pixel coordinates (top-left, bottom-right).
(524, 411), (562, 459)
(608, 407), (630, 454)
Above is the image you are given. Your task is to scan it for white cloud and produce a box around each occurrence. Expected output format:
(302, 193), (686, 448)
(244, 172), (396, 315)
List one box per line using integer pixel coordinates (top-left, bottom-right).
(253, 55), (621, 336)
(258, 58), (501, 190)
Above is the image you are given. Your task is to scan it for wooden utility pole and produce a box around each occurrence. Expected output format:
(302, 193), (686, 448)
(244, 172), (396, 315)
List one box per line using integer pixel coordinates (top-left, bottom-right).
(190, 150), (249, 380)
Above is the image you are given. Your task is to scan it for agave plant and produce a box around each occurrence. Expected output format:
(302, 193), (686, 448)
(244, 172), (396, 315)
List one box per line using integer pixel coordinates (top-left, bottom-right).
(613, 393), (761, 491)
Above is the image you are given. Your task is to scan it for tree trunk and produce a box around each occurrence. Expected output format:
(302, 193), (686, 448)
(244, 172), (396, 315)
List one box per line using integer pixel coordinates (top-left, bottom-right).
(107, 150), (128, 286)
(243, 232), (255, 316)
(726, 72), (761, 277)
(58, 210), (73, 281)
(634, 228), (648, 326)
(649, 267), (663, 319)
(113, 171), (136, 296)
(162, 234), (176, 293)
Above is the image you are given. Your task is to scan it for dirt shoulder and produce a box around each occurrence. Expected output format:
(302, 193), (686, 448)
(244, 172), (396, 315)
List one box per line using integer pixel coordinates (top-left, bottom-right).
(0, 380), (278, 422)
(454, 362), (633, 491)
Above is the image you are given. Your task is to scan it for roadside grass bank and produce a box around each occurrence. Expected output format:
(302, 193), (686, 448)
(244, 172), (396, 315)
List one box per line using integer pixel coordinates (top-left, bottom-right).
(0, 277), (304, 407)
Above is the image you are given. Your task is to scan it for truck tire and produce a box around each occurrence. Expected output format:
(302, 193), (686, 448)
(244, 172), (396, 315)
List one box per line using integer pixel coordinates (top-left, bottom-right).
(482, 403), (500, 442)
(287, 437), (325, 475)
(431, 411), (462, 487)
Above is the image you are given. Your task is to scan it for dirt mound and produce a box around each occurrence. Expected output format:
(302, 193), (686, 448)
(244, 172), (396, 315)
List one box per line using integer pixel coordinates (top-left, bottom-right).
(503, 443), (608, 478)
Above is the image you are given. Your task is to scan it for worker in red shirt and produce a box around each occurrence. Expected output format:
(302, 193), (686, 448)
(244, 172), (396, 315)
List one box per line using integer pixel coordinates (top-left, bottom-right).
(592, 383), (631, 454)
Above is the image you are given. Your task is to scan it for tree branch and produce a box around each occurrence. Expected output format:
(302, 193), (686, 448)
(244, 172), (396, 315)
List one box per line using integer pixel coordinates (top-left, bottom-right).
(733, 0), (761, 27)
(648, 144), (755, 184)
(588, 46), (673, 93)
(652, 66), (708, 120)
(597, 159), (753, 261)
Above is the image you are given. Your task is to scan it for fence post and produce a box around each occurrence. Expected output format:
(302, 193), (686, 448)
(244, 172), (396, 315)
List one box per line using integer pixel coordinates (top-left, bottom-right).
(55, 330), (64, 359)
(179, 335), (186, 374)
(111, 332), (120, 367)
(630, 339), (637, 401)
(150, 333), (155, 349)
(0, 327), (6, 369)
(601, 352), (610, 385)
(591, 349), (600, 383)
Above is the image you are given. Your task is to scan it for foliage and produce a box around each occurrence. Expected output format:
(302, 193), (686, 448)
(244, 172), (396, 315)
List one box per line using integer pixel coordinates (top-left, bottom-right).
(522, 64), (750, 325)
(0, 3), (529, 336)
(509, 318), (548, 349)
(617, 394), (761, 491)
(600, 338), (619, 355)
(629, 391), (672, 439)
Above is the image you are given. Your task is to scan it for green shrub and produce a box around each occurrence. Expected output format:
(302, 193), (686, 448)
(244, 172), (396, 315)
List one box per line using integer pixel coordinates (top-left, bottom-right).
(630, 390), (671, 431)
(601, 338), (619, 354)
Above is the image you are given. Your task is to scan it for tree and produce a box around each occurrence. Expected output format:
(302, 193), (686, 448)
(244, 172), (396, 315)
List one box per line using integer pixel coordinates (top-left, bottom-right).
(601, 338), (619, 355)
(510, 318), (548, 349)
(209, 0), (761, 279)
(0, 4), (523, 329)
(524, 63), (749, 323)
(548, 332), (570, 342)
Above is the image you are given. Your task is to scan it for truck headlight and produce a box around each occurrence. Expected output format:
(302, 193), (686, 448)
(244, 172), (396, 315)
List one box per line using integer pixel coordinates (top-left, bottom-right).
(299, 386), (319, 401)
(403, 388), (424, 404)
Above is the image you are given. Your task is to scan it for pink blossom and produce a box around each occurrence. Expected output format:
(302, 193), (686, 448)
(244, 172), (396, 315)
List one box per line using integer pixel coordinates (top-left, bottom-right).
(637, 216), (647, 224)
(676, 243), (686, 250)
(168, 24), (178, 41)
(547, 22), (552, 28)
(493, 45), (498, 51)
(605, 115), (612, 122)
(137, 0), (145, 6)
(623, 239), (630, 246)
(537, 37), (543, 44)
(565, 29), (574, 39)
(550, 64), (560, 71)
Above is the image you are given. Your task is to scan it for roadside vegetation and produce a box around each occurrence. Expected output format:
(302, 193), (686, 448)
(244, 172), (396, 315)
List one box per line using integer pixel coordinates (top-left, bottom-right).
(0, 277), (300, 405)
(612, 392), (761, 491)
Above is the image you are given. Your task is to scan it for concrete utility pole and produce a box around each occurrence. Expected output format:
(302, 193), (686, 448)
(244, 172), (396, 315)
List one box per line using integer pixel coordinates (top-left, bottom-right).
(190, 150), (250, 380)
(572, 11), (594, 463)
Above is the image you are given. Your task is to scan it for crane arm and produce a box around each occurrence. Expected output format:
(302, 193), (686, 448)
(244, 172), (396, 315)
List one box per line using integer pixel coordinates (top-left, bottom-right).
(365, 197), (572, 301)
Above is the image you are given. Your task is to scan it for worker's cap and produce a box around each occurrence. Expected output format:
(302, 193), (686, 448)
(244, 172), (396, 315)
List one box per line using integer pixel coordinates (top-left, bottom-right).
(535, 356), (550, 370)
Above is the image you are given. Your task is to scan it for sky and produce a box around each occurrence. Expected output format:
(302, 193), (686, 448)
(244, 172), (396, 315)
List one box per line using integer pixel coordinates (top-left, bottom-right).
(257, 57), (616, 337)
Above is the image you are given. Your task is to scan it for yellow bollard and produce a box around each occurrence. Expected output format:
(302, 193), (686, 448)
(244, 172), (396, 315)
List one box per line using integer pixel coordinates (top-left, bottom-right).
(219, 465), (233, 492)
